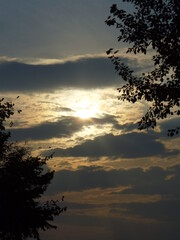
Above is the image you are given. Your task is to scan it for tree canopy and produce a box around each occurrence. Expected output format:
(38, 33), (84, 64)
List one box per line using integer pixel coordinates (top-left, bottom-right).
(105, 0), (180, 136)
(0, 98), (66, 240)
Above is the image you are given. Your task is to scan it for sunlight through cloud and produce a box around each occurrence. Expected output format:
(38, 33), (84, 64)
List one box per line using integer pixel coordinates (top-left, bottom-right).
(74, 103), (99, 119)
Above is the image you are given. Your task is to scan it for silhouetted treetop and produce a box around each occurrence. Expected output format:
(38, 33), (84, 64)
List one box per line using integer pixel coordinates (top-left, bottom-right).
(0, 99), (66, 240)
(105, 0), (180, 136)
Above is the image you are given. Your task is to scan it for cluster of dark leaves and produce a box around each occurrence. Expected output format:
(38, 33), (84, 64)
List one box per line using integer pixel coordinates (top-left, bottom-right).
(105, 0), (180, 136)
(0, 98), (67, 240)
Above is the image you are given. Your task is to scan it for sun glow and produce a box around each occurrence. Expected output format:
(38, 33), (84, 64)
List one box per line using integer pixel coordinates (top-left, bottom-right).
(74, 102), (99, 119)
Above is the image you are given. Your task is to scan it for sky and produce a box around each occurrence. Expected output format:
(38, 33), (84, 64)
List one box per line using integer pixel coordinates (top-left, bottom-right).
(0, 1), (180, 240)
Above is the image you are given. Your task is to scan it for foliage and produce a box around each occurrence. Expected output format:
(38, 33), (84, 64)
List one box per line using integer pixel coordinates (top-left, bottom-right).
(0, 98), (67, 240)
(105, 0), (180, 136)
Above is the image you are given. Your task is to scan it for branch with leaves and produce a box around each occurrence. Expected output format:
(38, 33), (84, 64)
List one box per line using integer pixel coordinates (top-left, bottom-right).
(105, 0), (180, 136)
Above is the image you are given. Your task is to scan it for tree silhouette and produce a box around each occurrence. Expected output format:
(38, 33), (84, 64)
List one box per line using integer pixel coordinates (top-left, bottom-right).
(0, 98), (66, 240)
(105, 0), (180, 136)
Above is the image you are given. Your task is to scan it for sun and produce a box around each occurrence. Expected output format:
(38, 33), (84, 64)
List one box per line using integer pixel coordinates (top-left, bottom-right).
(74, 102), (99, 119)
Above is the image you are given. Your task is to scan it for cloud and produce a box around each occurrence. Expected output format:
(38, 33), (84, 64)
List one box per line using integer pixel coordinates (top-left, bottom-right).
(0, 54), (153, 92)
(10, 114), (136, 141)
(41, 213), (180, 240)
(43, 165), (180, 240)
(46, 132), (175, 158)
(120, 199), (180, 222)
(0, 57), (117, 91)
(160, 117), (180, 136)
(122, 165), (180, 196)
(46, 165), (180, 194)
(10, 116), (85, 141)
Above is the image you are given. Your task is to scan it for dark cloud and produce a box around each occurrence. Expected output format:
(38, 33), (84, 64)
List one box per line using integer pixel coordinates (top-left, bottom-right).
(0, 58), (117, 91)
(120, 199), (180, 222)
(122, 165), (180, 196)
(44, 165), (180, 240)
(160, 117), (180, 136)
(46, 165), (180, 194)
(0, 56), (152, 92)
(54, 107), (74, 112)
(10, 114), (135, 141)
(10, 116), (85, 141)
(43, 212), (179, 240)
(46, 132), (175, 158)
(108, 216), (179, 240)
(91, 114), (137, 132)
